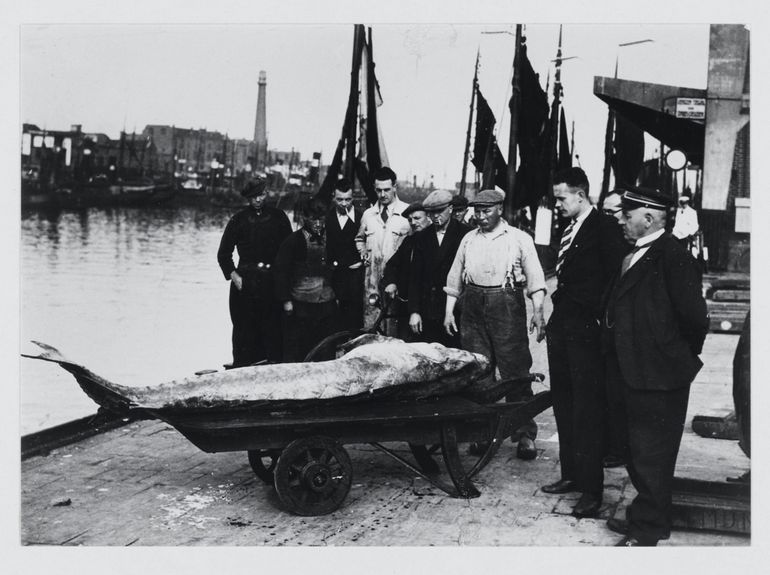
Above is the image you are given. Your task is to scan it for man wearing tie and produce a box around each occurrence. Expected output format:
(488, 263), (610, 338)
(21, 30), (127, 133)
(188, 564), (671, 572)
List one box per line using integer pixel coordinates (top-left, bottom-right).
(603, 187), (708, 546)
(325, 179), (364, 332)
(540, 168), (628, 518)
(355, 167), (411, 330)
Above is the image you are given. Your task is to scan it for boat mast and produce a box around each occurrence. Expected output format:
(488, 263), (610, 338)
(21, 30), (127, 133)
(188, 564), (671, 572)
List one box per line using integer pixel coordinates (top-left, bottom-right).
(599, 56), (618, 204)
(459, 49), (480, 199)
(503, 24), (523, 224)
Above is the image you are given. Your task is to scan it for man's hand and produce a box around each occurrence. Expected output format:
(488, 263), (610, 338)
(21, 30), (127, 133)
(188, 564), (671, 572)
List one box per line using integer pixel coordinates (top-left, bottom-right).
(384, 283), (398, 299)
(409, 313), (423, 334)
(530, 310), (546, 342)
(444, 312), (457, 336)
(230, 271), (243, 291)
(283, 301), (294, 315)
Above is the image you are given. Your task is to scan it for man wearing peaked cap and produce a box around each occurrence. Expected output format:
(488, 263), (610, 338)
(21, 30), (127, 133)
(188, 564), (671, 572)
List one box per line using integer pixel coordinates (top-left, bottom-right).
(601, 184), (708, 546)
(443, 188), (546, 460)
(407, 190), (471, 348)
(217, 177), (292, 366)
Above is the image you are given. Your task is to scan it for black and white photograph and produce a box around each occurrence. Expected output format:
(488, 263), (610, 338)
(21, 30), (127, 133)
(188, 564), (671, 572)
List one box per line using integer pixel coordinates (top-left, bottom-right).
(4, 0), (765, 570)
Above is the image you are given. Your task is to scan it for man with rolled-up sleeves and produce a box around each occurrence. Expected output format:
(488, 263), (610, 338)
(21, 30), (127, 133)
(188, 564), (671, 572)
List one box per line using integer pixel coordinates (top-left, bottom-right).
(443, 189), (546, 460)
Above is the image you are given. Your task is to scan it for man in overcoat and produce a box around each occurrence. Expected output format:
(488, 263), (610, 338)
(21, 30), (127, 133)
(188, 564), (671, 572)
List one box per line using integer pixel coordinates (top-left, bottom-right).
(541, 168), (628, 518)
(602, 187), (709, 546)
(408, 189), (471, 348)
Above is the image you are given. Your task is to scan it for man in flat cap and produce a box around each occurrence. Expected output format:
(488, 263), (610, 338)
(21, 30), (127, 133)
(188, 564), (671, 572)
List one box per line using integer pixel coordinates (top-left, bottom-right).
(443, 189), (546, 460)
(274, 198), (339, 362)
(355, 167), (411, 330)
(381, 201), (432, 340)
(217, 178), (293, 366)
(540, 168), (628, 519)
(408, 189), (471, 347)
(602, 186), (708, 546)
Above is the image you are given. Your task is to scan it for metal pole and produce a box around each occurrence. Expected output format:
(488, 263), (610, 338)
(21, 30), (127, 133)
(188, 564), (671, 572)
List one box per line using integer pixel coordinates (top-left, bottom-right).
(504, 25), (523, 224)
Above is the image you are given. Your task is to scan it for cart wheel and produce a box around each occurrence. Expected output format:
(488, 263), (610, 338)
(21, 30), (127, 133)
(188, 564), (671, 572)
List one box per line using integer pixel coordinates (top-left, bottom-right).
(247, 449), (282, 485)
(273, 436), (353, 516)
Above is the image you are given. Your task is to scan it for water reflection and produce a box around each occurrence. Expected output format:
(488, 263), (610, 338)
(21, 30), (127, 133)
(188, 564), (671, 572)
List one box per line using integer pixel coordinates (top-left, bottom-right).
(20, 205), (247, 434)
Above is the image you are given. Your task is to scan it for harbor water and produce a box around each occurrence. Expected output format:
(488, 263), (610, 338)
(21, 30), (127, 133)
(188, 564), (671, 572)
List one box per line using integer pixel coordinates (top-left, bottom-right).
(20, 205), (294, 435)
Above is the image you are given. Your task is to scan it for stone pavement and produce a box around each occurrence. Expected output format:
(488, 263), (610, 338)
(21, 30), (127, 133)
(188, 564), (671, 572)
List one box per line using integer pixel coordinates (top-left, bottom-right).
(20, 328), (749, 547)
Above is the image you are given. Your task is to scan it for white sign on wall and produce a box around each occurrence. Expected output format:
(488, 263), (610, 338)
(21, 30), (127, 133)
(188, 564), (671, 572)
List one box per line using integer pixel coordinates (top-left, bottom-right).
(676, 98), (706, 120)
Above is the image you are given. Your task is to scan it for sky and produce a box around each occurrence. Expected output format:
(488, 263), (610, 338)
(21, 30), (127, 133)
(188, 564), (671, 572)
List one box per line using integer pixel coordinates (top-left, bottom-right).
(20, 23), (712, 191)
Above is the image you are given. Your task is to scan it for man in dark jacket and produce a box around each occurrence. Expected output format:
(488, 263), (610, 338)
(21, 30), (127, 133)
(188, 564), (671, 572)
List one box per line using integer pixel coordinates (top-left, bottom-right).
(381, 202), (431, 340)
(325, 179), (364, 332)
(602, 187), (709, 546)
(541, 168), (628, 519)
(408, 189), (471, 348)
(274, 198), (339, 362)
(217, 179), (292, 366)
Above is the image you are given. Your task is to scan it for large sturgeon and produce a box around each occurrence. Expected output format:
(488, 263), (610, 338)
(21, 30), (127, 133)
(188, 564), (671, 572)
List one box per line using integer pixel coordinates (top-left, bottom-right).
(22, 335), (493, 415)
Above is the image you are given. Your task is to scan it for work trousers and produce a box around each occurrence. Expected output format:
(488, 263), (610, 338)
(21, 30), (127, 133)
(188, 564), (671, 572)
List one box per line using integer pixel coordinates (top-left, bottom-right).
(282, 299), (340, 363)
(332, 267), (364, 333)
(460, 284), (537, 439)
(547, 315), (607, 496)
(229, 275), (282, 367)
(606, 352), (691, 544)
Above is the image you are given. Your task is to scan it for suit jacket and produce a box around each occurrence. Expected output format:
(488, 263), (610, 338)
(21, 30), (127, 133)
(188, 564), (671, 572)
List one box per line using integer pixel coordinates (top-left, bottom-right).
(408, 220), (471, 319)
(381, 234), (417, 297)
(603, 233), (709, 391)
(550, 208), (628, 325)
(325, 207), (364, 300)
(325, 207), (363, 268)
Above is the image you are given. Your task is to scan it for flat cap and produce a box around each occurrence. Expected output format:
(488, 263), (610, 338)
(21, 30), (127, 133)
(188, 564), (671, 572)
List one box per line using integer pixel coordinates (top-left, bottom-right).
(422, 189), (453, 211)
(621, 187), (674, 211)
(402, 201), (427, 218)
(451, 195), (469, 208)
(241, 177), (267, 198)
(469, 189), (505, 207)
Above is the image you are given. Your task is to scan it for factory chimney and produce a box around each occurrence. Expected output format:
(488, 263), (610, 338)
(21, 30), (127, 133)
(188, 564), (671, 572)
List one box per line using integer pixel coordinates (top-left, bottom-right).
(253, 70), (268, 169)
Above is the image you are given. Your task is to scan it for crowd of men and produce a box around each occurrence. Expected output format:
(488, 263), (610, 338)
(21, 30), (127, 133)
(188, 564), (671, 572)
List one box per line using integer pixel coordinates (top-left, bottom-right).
(217, 165), (709, 547)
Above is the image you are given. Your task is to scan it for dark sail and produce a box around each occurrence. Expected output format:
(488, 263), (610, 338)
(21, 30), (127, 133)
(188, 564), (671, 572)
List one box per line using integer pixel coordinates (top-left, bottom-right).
(611, 113), (645, 188)
(512, 44), (550, 213)
(317, 24), (385, 205)
(558, 107), (571, 171)
(472, 87), (507, 191)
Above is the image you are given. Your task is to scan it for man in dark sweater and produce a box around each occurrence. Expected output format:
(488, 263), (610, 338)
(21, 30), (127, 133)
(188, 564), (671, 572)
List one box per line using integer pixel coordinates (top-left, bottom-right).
(217, 179), (292, 366)
(274, 198), (340, 362)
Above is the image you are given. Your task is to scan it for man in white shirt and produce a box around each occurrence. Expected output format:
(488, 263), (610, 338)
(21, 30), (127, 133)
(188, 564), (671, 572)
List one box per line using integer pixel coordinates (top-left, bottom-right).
(326, 179), (364, 332)
(672, 194), (699, 247)
(355, 167), (411, 328)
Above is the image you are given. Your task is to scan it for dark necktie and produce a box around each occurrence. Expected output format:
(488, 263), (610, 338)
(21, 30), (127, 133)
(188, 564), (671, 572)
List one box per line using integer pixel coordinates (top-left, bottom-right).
(620, 245), (643, 276)
(380, 205), (389, 224)
(555, 220), (575, 276)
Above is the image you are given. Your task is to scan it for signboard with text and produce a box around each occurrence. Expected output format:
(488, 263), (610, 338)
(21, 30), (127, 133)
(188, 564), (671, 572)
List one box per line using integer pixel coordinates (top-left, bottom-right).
(675, 98), (706, 120)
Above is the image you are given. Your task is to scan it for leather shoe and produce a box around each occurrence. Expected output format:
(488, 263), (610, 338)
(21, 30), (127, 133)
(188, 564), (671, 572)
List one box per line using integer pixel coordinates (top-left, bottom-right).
(615, 536), (656, 547)
(516, 437), (537, 460)
(606, 517), (628, 535)
(541, 478), (578, 494)
(603, 455), (626, 468)
(572, 493), (602, 518)
(607, 517), (670, 540)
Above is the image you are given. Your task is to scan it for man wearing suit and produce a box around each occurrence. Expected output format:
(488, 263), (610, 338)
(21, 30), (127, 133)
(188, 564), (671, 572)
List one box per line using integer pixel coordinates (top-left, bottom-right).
(408, 189), (471, 348)
(541, 168), (628, 518)
(603, 187), (709, 546)
(325, 180), (364, 333)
